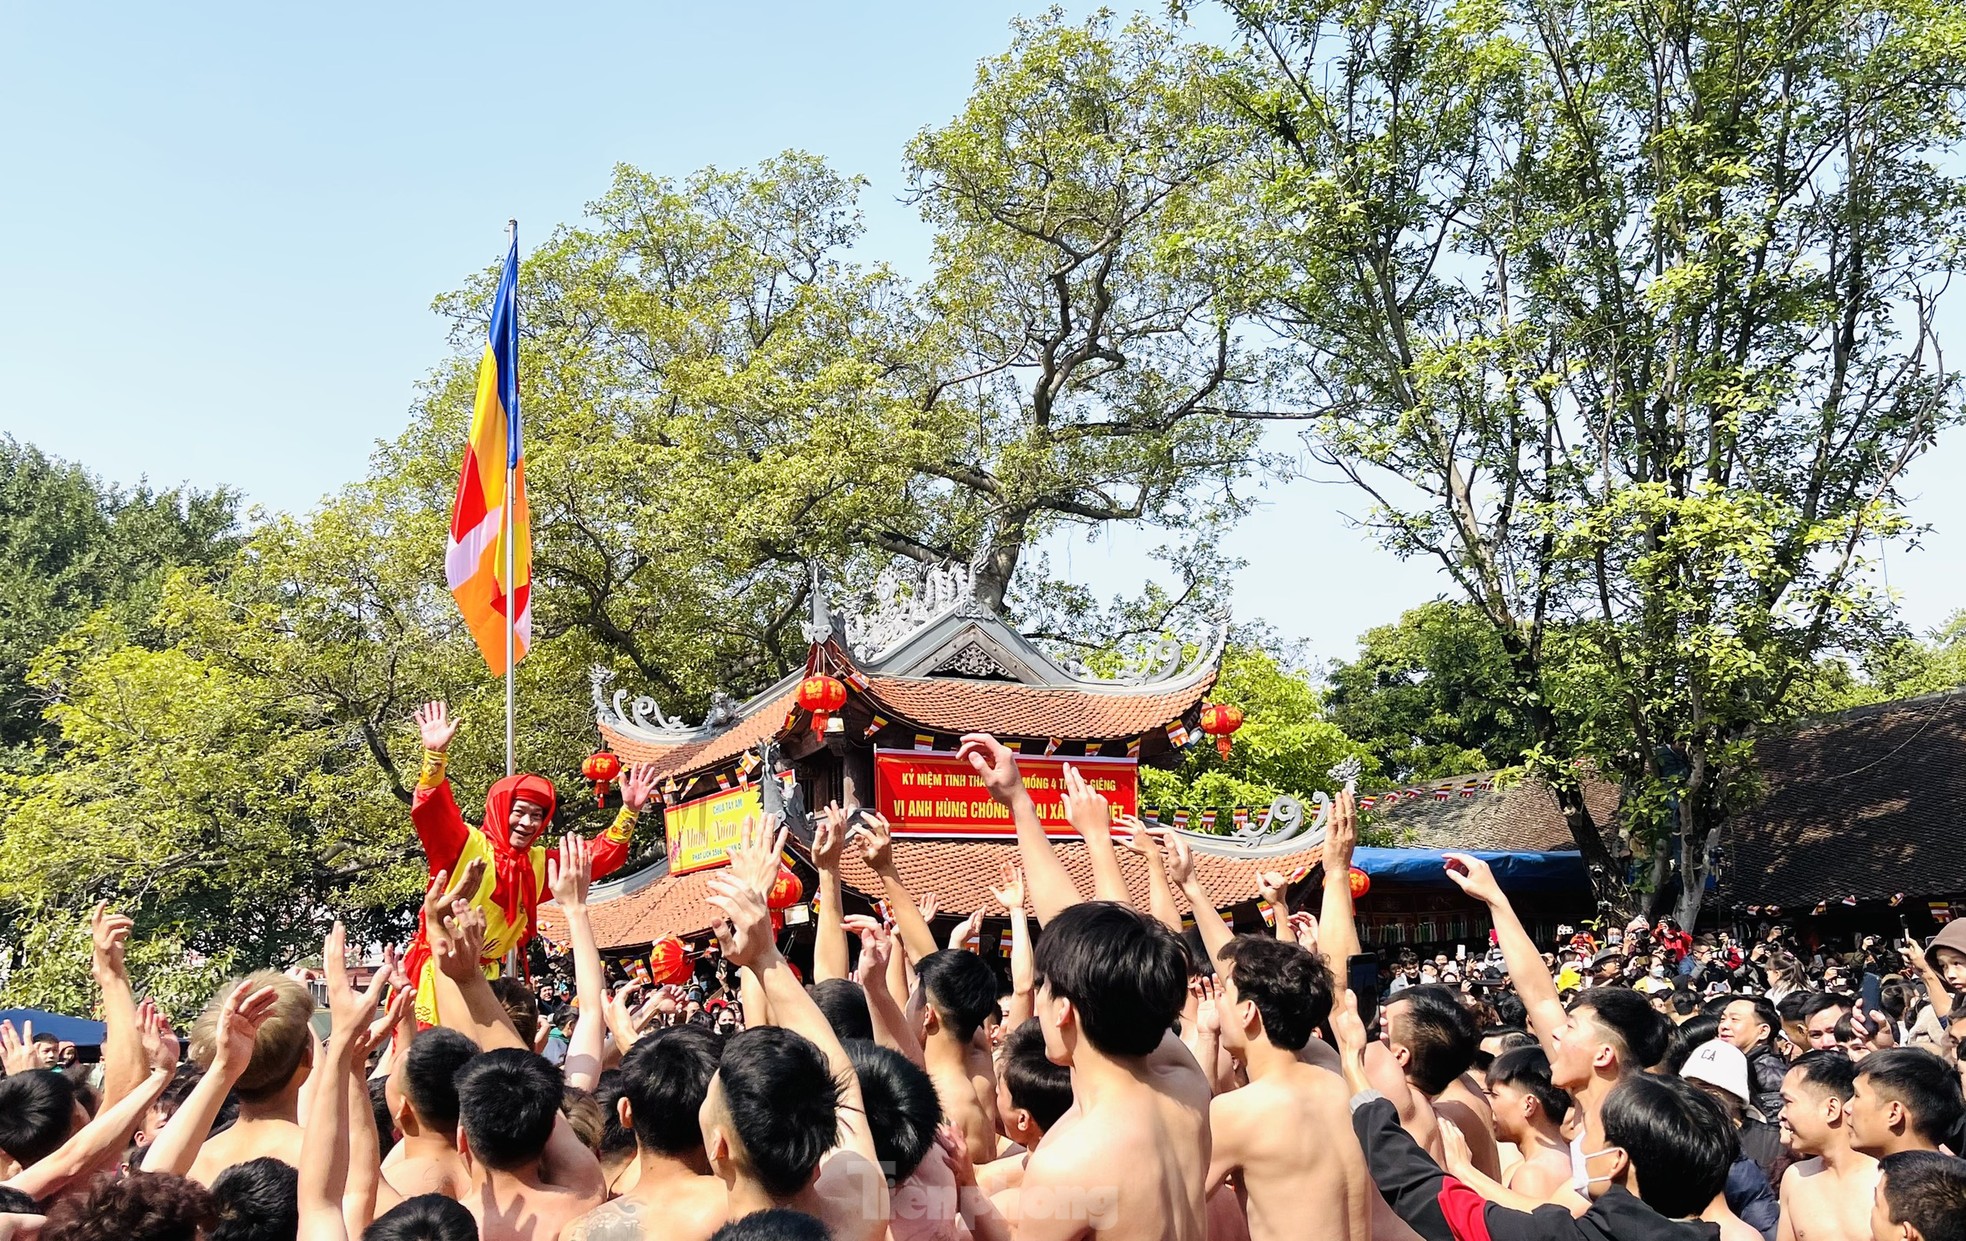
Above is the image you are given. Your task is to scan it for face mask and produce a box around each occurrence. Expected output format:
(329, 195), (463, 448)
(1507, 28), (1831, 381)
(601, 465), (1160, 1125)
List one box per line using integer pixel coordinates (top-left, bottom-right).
(1650, 965), (1666, 979)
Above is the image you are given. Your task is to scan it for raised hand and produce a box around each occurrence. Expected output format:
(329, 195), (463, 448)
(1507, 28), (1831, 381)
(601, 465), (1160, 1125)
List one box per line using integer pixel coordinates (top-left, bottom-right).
(1118, 816), (1161, 857)
(136, 998), (179, 1075)
(845, 916), (892, 985)
(1331, 988), (1370, 1063)
(90, 902), (133, 976)
(1192, 976), (1223, 1036)
(1165, 831), (1196, 886)
(1290, 911), (1321, 951)
(813, 803), (848, 870)
(916, 891), (940, 923)
(935, 1122), (979, 1188)
(547, 833), (594, 909)
(1060, 764), (1114, 838)
(619, 763), (660, 814)
(433, 905), (490, 980)
(1438, 1116), (1474, 1174)
(208, 981), (282, 1079)
(706, 871), (776, 968)
(422, 858), (486, 929)
(1441, 852), (1503, 905)
(1257, 870), (1288, 908)
(414, 701), (462, 752)
(957, 733), (1025, 805)
(324, 922), (409, 1054)
(1325, 787), (1357, 870)
(0, 1021), (35, 1076)
(987, 862), (1026, 912)
(947, 910), (984, 953)
(728, 813), (789, 897)
(854, 810), (896, 873)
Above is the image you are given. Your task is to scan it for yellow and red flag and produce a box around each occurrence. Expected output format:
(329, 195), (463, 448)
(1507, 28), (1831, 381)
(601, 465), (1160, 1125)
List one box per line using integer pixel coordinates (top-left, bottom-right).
(446, 236), (531, 674)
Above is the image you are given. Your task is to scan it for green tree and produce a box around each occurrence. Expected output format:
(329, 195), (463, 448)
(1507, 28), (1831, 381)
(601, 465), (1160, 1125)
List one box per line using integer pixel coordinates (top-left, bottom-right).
(1222, 0), (1966, 922)
(0, 437), (238, 753)
(1325, 601), (1535, 782)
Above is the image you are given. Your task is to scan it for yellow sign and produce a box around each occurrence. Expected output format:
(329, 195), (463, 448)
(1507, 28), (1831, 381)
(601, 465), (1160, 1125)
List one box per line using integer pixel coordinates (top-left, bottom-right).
(664, 785), (761, 875)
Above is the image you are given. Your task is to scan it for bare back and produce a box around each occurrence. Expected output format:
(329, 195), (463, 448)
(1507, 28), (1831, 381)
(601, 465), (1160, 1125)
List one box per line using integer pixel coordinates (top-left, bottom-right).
(1778, 1155), (1880, 1241)
(1434, 1076), (1501, 1182)
(382, 1136), (470, 1201)
(1208, 1063), (1369, 1241)
(470, 1175), (599, 1241)
(1021, 1035), (1210, 1241)
(562, 1175), (727, 1241)
(188, 1118), (304, 1187)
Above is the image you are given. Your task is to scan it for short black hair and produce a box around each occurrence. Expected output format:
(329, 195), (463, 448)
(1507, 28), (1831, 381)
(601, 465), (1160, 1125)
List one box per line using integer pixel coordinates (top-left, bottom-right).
(1486, 1047), (1570, 1125)
(210, 1157), (298, 1241)
(0, 1186), (36, 1214)
(1491, 992), (1527, 1028)
(1726, 997), (1781, 1054)
(1000, 1019), (1072, 1133)
(593, 1068), (638, 1164)
(1571, 987), (1670, 1070)
(709, 1208), (833, 1241)
(914, 951), (1002, 1043)
(1858, 1049), (1966, 1146)
(0, 1069), (77, 1166)
(811, 979), (875, 1044)
(454, 1049), (562, 1170)
(367, 1077), (397, 1156)
(1033, 901), (1186, 1058)
(1800, 992), (1854, 1023)
(402, 1027), (478, 1136)
(715, 1026), (843, 1198)
(1790, 1049), (1858, 1100)
(1878, 1151), (1966, 1241)
(620, 1025), (720, 1154)
(845, 1040), (941, 1184)
(1601, 1072), (1735, 1218)
(1387, 985), (1478, 1095)
(362, 1193), (478, 1241)
(1217, 935), (1332, 1052)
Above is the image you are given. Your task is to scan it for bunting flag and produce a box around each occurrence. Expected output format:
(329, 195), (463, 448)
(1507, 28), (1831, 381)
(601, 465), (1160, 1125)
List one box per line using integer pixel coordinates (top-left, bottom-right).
(1813, 900), (1828, 915)
(862, 714), (890, 740)
(1890, 892), (1907, 907)
(1259, 904), (1278, 927)
(1232, 808), (1249, 831)
(1126, 736), (1143, 759)
(1934, 902), (1955, 925)
(913, 733), (935, 752)
(1167, 722), (1190, 747)
(782, 710), (798, 731)
(999, 927), (1014, 953)
(737, 750), (760, 777)
(1199, 809), (1218, 830)
(1840, 895), (1858, 907)
(1459, 780), (1482, 797)
(844, 669), (871, 691)
(1005, 739), (1025, 753)
(1173, 810), (1191, 830)
(1044, 738), (1061, 756)
(1180, 913), (1197, 931)
(445, 234), (531, 674)
(715, 773), (731, 791)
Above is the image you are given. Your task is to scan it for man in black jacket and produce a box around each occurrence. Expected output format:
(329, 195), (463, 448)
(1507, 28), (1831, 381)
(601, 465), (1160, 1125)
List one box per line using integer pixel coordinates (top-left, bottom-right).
(1331, 988), (1728, 1241)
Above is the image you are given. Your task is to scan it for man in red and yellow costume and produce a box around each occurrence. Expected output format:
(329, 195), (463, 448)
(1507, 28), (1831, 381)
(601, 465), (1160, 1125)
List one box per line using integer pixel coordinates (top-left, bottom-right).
(402, 700), (656, 1025)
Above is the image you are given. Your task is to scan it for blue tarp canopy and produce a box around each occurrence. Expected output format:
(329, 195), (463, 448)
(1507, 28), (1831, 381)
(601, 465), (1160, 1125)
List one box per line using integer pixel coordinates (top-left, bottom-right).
(1351, 847), (1586, 893)
(0, 1008), (108, 1046)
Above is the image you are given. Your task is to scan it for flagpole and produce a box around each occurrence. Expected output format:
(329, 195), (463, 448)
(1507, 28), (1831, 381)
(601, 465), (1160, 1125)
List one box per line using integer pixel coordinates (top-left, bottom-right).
(504, 218), (518, 780)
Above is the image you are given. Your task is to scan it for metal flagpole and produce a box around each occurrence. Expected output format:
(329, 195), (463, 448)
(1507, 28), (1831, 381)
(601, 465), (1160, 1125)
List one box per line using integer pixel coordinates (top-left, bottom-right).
(504, 218), (518, 779)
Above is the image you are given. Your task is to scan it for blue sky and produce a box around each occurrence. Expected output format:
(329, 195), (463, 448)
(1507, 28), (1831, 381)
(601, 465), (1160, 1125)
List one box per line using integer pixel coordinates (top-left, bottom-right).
(4, 3), (1962, 668)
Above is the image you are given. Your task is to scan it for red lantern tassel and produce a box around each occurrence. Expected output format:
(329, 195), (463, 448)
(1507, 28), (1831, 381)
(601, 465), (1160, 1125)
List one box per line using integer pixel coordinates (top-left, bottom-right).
(811, 710), (830, 735)
(1215, 736), (1232, 758)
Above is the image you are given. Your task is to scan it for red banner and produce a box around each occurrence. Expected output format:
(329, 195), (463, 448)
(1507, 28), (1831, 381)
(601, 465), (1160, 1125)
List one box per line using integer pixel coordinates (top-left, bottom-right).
(873, 749), (1138, 838)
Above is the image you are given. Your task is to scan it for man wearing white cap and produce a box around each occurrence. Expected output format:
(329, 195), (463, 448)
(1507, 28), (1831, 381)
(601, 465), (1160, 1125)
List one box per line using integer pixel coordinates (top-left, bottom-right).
(1682, 1039), (1782, 1241)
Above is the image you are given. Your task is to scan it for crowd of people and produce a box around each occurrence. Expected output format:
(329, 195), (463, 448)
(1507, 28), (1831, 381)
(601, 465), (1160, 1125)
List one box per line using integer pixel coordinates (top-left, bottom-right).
(2, 720), (1964, 1241)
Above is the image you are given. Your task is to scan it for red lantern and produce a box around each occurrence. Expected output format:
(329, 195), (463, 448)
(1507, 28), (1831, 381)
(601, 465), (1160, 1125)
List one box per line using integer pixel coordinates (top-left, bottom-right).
(767, 866), (804, 911)
(797, 674), (847, 735)
(1198, 704), (1245, 758)
(647, 935), (692, 985)
(582, 750), (623, 808)
(1349, 867), (1371, 899)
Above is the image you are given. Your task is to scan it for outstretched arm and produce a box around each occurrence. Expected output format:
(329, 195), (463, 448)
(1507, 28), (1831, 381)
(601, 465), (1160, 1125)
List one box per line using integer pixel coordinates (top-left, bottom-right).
(409, 702), (470, 870)
(89, 903), (145, 1108)
(855, 812), (939, 964)
(1318, 790), (1363, 974)
(1444, 854), (1565, 1048)
(989, 864), (1036, 1031)
(1121, 820), (1182, 934)
(961, 734), (1079, 923)
(590, 762), (657, 880)
(1063, 766), (1127, 903)
(813, 805), (851, 983)
(1168, 834), (1233, 962)
(549, 835), (607, 1092)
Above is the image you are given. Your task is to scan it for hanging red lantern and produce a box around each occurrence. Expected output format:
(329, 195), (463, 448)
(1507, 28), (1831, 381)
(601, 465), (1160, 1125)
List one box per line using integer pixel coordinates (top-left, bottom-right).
(1349, 867), (1371, 899)
(581, 750), (623, 807)
(766, 866), (804, 911)
(797, 674), (847, 735)
(1198, 704), (1245, 758)
(647, 935), (692, 985)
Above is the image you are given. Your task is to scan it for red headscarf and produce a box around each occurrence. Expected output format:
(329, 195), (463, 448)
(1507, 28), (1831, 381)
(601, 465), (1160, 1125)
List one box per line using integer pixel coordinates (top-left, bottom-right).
(483, 773), (557, 949)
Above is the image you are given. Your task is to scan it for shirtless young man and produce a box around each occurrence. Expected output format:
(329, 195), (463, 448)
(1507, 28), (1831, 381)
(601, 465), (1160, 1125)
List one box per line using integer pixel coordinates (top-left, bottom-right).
(455, 1048), (608, 1241)
(962, 732), (1211, 1241)
(564, 1026), (728, 1241)
(911, 949), (1007, 1158)
(1483, 1047), (1574, 1200)
(182, 971), (315, 1184)
(381, 1027), (479, 1201)
(1207, 934), (1372, 1241)
(700, 857), (891, 1241)
(1779, 1051), (1879, 1241)
(1379, 986), (1503, 1181)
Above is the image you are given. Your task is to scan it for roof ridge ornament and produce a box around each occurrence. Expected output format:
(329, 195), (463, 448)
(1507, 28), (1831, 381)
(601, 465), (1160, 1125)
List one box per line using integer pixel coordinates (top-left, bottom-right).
(590, 665), (699, 736)
(841, 560), (980, 661)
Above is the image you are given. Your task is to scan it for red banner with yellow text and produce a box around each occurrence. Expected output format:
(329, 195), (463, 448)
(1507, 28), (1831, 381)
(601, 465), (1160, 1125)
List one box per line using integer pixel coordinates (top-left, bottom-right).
(873, 749), (1138, 838)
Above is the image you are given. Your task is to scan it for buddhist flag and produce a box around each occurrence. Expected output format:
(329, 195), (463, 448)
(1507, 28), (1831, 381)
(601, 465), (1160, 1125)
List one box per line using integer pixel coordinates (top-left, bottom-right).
(446, 235), (531, 675)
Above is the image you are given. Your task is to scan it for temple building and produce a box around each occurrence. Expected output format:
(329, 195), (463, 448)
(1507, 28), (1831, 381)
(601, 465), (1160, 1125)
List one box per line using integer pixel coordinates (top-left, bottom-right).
(537, 564), (1329, 961)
